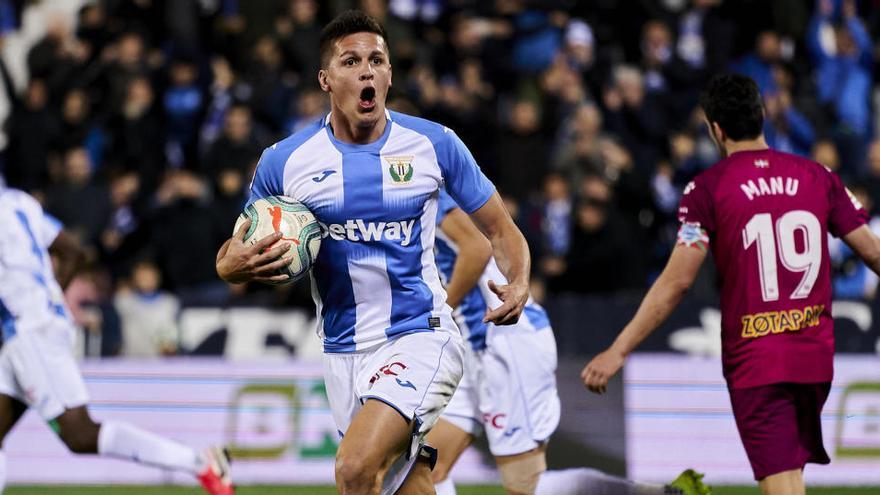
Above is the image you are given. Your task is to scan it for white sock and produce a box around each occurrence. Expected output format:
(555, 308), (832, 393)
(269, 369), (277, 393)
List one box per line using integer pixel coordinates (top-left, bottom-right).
(97, 420), (203, 474)
(536, 468), (667, 495)
(0, 451), (6, 493)
(434, 477), (457, 495)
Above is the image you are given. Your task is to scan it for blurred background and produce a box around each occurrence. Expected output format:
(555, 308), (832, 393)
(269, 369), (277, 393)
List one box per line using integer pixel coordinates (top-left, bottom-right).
(2, 0), (880, 489)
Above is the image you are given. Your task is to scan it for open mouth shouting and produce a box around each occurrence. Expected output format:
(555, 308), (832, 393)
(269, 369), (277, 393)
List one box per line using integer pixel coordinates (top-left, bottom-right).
(359, 86), (376, 112)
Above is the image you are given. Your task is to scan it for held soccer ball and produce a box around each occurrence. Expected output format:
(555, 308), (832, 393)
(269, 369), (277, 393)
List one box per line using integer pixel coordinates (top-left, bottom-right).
(232, 196), (322, 285)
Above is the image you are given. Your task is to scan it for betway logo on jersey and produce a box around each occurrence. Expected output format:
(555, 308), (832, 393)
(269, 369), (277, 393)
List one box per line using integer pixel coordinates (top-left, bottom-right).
(319, 219), (416, 246)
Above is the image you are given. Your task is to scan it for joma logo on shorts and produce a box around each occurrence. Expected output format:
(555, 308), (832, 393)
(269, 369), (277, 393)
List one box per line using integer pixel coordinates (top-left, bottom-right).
(320, 219), (416, 246)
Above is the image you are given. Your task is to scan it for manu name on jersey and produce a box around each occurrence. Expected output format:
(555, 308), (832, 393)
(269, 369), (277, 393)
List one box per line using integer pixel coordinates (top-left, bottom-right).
(435, 189), (550, 351)
(249, 110), (496, 353)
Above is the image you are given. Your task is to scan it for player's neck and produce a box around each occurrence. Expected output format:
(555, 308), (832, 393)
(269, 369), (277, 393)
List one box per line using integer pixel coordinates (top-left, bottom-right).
(328, 110), (388, 145)
(723, 136), (769, 156)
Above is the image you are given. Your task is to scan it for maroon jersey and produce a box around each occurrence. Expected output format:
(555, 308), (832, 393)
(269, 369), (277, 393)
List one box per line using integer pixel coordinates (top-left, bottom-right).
(677, 149), (867, 389)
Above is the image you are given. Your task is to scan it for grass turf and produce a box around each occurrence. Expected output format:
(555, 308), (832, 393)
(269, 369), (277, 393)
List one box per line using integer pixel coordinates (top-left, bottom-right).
(6, 486), (880, 494)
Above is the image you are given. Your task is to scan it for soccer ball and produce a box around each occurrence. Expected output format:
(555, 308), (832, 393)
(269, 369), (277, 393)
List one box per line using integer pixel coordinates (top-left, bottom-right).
(232, 196), (322, 285)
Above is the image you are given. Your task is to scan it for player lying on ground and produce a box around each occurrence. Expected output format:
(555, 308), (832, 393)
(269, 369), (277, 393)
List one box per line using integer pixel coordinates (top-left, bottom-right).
(582, 74), (880, 495)
(0, 181), (233, 495)
(215, 10), (530, 495)
(426, 189), (710, 495)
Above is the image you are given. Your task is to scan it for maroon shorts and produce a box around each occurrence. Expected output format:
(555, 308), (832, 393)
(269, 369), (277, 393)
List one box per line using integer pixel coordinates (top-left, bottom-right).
(728, 382), (831, 480)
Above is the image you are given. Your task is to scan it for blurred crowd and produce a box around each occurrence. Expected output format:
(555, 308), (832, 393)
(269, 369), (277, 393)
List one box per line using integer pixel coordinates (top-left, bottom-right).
(2, 0), (880, 355)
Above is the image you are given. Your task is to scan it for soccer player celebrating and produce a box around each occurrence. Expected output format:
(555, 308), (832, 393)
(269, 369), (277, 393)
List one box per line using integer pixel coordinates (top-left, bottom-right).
(427, 189), (709, 495)
(582, 74), (880, 495)
(215, 10), (530, 495)
(0, 181), (232, 494)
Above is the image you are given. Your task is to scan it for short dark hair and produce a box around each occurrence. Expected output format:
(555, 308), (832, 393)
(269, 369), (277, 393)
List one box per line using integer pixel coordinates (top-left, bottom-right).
(319, 10), (388, 68)
(699, 74), (764, 141)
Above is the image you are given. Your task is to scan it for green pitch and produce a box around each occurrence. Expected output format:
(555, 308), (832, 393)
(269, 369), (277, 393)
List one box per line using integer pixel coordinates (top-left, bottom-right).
(6, 486), (880, 494)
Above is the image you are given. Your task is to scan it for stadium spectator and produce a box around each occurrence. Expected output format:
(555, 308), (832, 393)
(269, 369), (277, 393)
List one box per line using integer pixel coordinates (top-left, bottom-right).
(163, 56), (204, 169)
(730, 30), (782, 94)
(495, 98), (550, 202)
(603, 65), (668, 173)
(200, 56), (253, 153)
(549, 174), (644, 294)
(152, 171), (229, 305)
(46, 147), (112, 245)
(245, 35), (294, 132)
(808, 0), (873, 173)
(5, 78), (59, 191)
(276, 0), (323, 78)
(26, 14), (89, 102)
(115, 259), (181, 357)
(106, 76), (166, 193)
(202, 104), (262, 179)
(762, 88), (816, 157)
(54, 88), (105, 167)
(812, 138), (841, 173)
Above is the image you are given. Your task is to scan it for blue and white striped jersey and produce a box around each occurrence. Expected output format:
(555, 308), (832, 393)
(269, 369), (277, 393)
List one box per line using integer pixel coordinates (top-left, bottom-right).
(435, 189), (550, 351)
(249, 110), (496, 353)
(0, 187), (72, 342)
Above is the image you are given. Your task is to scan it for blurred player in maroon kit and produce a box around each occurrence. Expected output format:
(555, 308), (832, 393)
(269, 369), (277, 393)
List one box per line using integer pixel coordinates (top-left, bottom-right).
(582, 74), (880, 495)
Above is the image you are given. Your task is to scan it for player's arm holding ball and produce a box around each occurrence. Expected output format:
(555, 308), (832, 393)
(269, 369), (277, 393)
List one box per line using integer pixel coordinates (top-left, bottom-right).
(215, 148), (293, 285)
(215, 221), (291, 284)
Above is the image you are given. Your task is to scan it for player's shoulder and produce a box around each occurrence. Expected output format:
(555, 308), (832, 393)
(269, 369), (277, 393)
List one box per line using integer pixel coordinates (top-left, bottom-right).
(0, 187), (41, 211)
(389, 110), (457, 144)
(261, 116), (328, 164)
(763, 149), (840, 186)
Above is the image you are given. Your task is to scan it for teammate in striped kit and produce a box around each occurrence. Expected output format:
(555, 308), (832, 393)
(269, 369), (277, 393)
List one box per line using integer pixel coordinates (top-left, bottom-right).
(427, 190), (709, 495)
(0, 181), (233, 494)
(215, 11), (530, 495)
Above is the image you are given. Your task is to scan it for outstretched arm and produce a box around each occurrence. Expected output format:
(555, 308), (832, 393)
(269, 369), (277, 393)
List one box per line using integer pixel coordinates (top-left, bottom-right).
(467, 192), (530, 325)
(439, 207), (493, 308)
(582, 244), (707, 394)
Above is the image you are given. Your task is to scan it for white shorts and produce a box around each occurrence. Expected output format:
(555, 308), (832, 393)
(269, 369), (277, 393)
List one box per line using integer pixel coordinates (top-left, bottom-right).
(0, 330), (89, 420)
(323, 330), (464, 494)
(443, 326), (561, 457)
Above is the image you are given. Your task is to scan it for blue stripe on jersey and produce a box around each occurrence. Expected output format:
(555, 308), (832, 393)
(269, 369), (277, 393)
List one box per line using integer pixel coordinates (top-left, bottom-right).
(0, 297), (16, 339)
(385, 216), (434, 337)
(317, 148), (392, 352)
(523, 304), (551, 331)
(32, 272), (66, 317)
(15, 210), (43, 263)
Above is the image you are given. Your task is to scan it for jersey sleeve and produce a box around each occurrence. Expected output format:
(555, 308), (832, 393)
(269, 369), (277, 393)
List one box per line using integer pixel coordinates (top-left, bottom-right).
(436, 188), (459, 226)
(827, 170), (868, 238)
(247, 146), (285, 205)
(676, 177), (715, 249)
(436, 129), (495, 213)
(39, 213), (63, 247)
